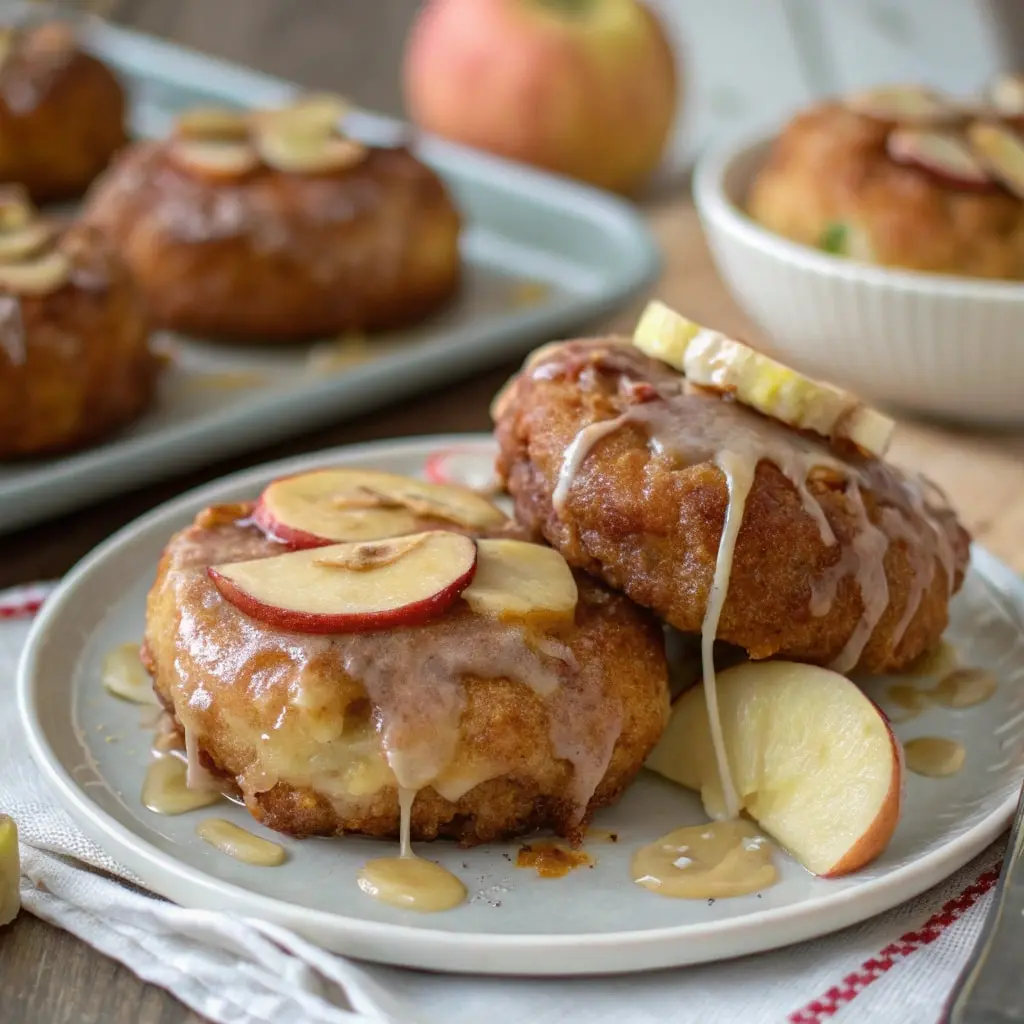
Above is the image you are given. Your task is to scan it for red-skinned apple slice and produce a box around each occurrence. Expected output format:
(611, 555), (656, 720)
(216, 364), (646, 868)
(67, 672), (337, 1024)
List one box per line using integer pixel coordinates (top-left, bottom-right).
(208, 530), (477, 633)
(254, 468), (507, 549)
(887, 129), (993, 190)
(968, 121), (1024, 198)
(645, 661), (902, 878)
(462, 539), (577, 628)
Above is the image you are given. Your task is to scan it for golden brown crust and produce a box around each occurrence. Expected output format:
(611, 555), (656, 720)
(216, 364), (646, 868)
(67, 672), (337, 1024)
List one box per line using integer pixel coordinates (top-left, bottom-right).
(748, 102), (1024, 278)
(143, 507), (669, 845)
(0, 224), (157, 458)
(493, 339), (971, 673)
(81, 140), (462, 342)
(0, 31), (126, 202)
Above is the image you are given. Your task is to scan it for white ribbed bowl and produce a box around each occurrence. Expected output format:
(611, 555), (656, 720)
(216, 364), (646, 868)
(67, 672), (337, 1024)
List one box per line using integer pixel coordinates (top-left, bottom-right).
(693, 134), (1024, 426)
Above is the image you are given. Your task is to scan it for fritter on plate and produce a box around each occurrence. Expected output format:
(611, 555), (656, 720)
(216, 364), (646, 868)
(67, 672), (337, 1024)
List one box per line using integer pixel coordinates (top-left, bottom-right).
(143, 479), (669, 846)
(493, 338), (970, 673)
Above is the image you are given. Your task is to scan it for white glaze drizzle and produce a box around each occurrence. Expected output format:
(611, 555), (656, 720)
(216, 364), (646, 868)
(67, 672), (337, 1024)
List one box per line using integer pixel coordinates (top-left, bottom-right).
(825, 484), (890, 673)
(553, 414), (630, 515)
(701, 450), (756, 819)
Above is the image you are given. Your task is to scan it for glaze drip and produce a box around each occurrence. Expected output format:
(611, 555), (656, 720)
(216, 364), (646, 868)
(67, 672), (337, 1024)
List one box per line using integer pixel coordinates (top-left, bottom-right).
(701, 450), (755, 819)
(339, 621), (572, 790)
(357, 787), (467, 912)
(822, 484), (890, 674)
(553, 414), (630, 514)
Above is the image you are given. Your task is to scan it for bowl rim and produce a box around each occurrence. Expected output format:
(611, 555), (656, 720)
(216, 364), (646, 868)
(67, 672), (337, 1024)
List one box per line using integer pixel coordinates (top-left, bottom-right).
(693, 128), (1024, 303)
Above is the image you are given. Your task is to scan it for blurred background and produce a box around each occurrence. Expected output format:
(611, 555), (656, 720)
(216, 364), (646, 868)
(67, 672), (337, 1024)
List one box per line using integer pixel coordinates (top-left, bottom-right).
(103, 0), (1024, 179)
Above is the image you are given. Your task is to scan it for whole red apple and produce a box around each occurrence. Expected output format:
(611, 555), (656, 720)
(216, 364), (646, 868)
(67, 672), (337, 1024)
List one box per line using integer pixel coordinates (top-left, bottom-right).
(403, 0), (678, 194)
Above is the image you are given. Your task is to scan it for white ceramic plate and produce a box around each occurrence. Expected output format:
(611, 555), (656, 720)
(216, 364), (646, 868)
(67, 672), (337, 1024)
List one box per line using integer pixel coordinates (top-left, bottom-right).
(18, 435), (1024, 976)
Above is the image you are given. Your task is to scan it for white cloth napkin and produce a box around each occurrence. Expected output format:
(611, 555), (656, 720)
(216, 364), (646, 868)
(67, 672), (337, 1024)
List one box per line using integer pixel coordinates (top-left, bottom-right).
(3, 582), (1009, 1024)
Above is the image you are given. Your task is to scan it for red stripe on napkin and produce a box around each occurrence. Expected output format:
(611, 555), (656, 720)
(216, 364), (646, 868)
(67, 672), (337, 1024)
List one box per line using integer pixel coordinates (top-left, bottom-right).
(788, 864), (1001, 1022)
(0, 583), (55, 619)
(0, 597), (45, 619)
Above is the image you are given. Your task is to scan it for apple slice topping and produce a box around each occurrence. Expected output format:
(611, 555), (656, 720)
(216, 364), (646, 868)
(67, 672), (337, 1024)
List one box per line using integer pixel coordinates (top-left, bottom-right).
(255, 128), (366, 175)
(844, 85), (958, 125)
(646, 661), (902, 877)
(0, 186), (69, 295)
(0, 220), (53, 264)
(0, 185), (32, 233)
(633, 301), (895, 458)
(967, 121), (1024, 199)
(0, 250), (71, 296)
(175, 106), (252, 142)
(462, 539), (578, 628)
(887, 129), (992, 189)
(209, 530), (477, 634)
(254, 93), (352, 138)
(254, 468), (507, 548)
(253, 94), (365, 175)
(169, 104), (261, 181)
(313, 532), (427, 571)
(170, 139), (261, 181)
(988, 73), (1024, 117)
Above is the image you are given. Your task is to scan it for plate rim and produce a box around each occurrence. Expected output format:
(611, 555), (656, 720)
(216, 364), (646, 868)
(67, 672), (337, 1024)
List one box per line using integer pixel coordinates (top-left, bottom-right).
(16, 433), (1019, 975)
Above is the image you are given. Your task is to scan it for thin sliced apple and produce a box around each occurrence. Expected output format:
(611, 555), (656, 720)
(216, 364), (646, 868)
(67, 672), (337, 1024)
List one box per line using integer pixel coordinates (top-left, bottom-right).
(988, 73), (1024, 117)
(170, 139), (260, 181)
(175, 106), (251, 142)
(256, 130), (366, 175)
(209, 530), (477, 633)
(968, 121), (1024, 199)
(0, 250), (70, 296)
(0, 185), (33, 233)
(645, 661), (902, 877)
(887, 129), (993, 190)
(633, 302), (895, 458)
(313, 532), (427, 571)
(254, 93), (352, 138)
(0, 221), (53, 264)
(254, 468), (507, 549)
(462, 539), (578, 628)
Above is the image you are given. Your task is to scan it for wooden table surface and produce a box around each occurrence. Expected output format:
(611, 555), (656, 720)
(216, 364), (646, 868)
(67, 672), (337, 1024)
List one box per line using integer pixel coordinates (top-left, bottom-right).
(3, 7), (1024, 1023)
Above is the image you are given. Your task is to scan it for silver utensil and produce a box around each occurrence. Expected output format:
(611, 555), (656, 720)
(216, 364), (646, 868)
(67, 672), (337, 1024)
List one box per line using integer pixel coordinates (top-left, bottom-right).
(942, 783), (1024, 1022)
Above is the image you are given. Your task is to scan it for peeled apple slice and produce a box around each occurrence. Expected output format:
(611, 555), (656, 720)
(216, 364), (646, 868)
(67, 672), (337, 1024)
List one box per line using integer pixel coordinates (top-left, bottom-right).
(462, 539), (578, 628)
(632, 302), (895, 458)
(0, 815), (19, 926)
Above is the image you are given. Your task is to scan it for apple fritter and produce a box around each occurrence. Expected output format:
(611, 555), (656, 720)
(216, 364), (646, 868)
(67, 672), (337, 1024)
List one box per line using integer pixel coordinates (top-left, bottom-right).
(493, 338), (970, 673)
(0, 215), (157, 459)
(143, 499), (669, 845)
(80, 100), (462, 342)
(0, 21), (126, 202)
(747, 97), (1024, 279)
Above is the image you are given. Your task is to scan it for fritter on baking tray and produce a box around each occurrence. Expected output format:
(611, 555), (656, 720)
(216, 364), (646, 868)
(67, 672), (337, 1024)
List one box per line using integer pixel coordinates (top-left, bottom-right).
(81, 96), (461, 342)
